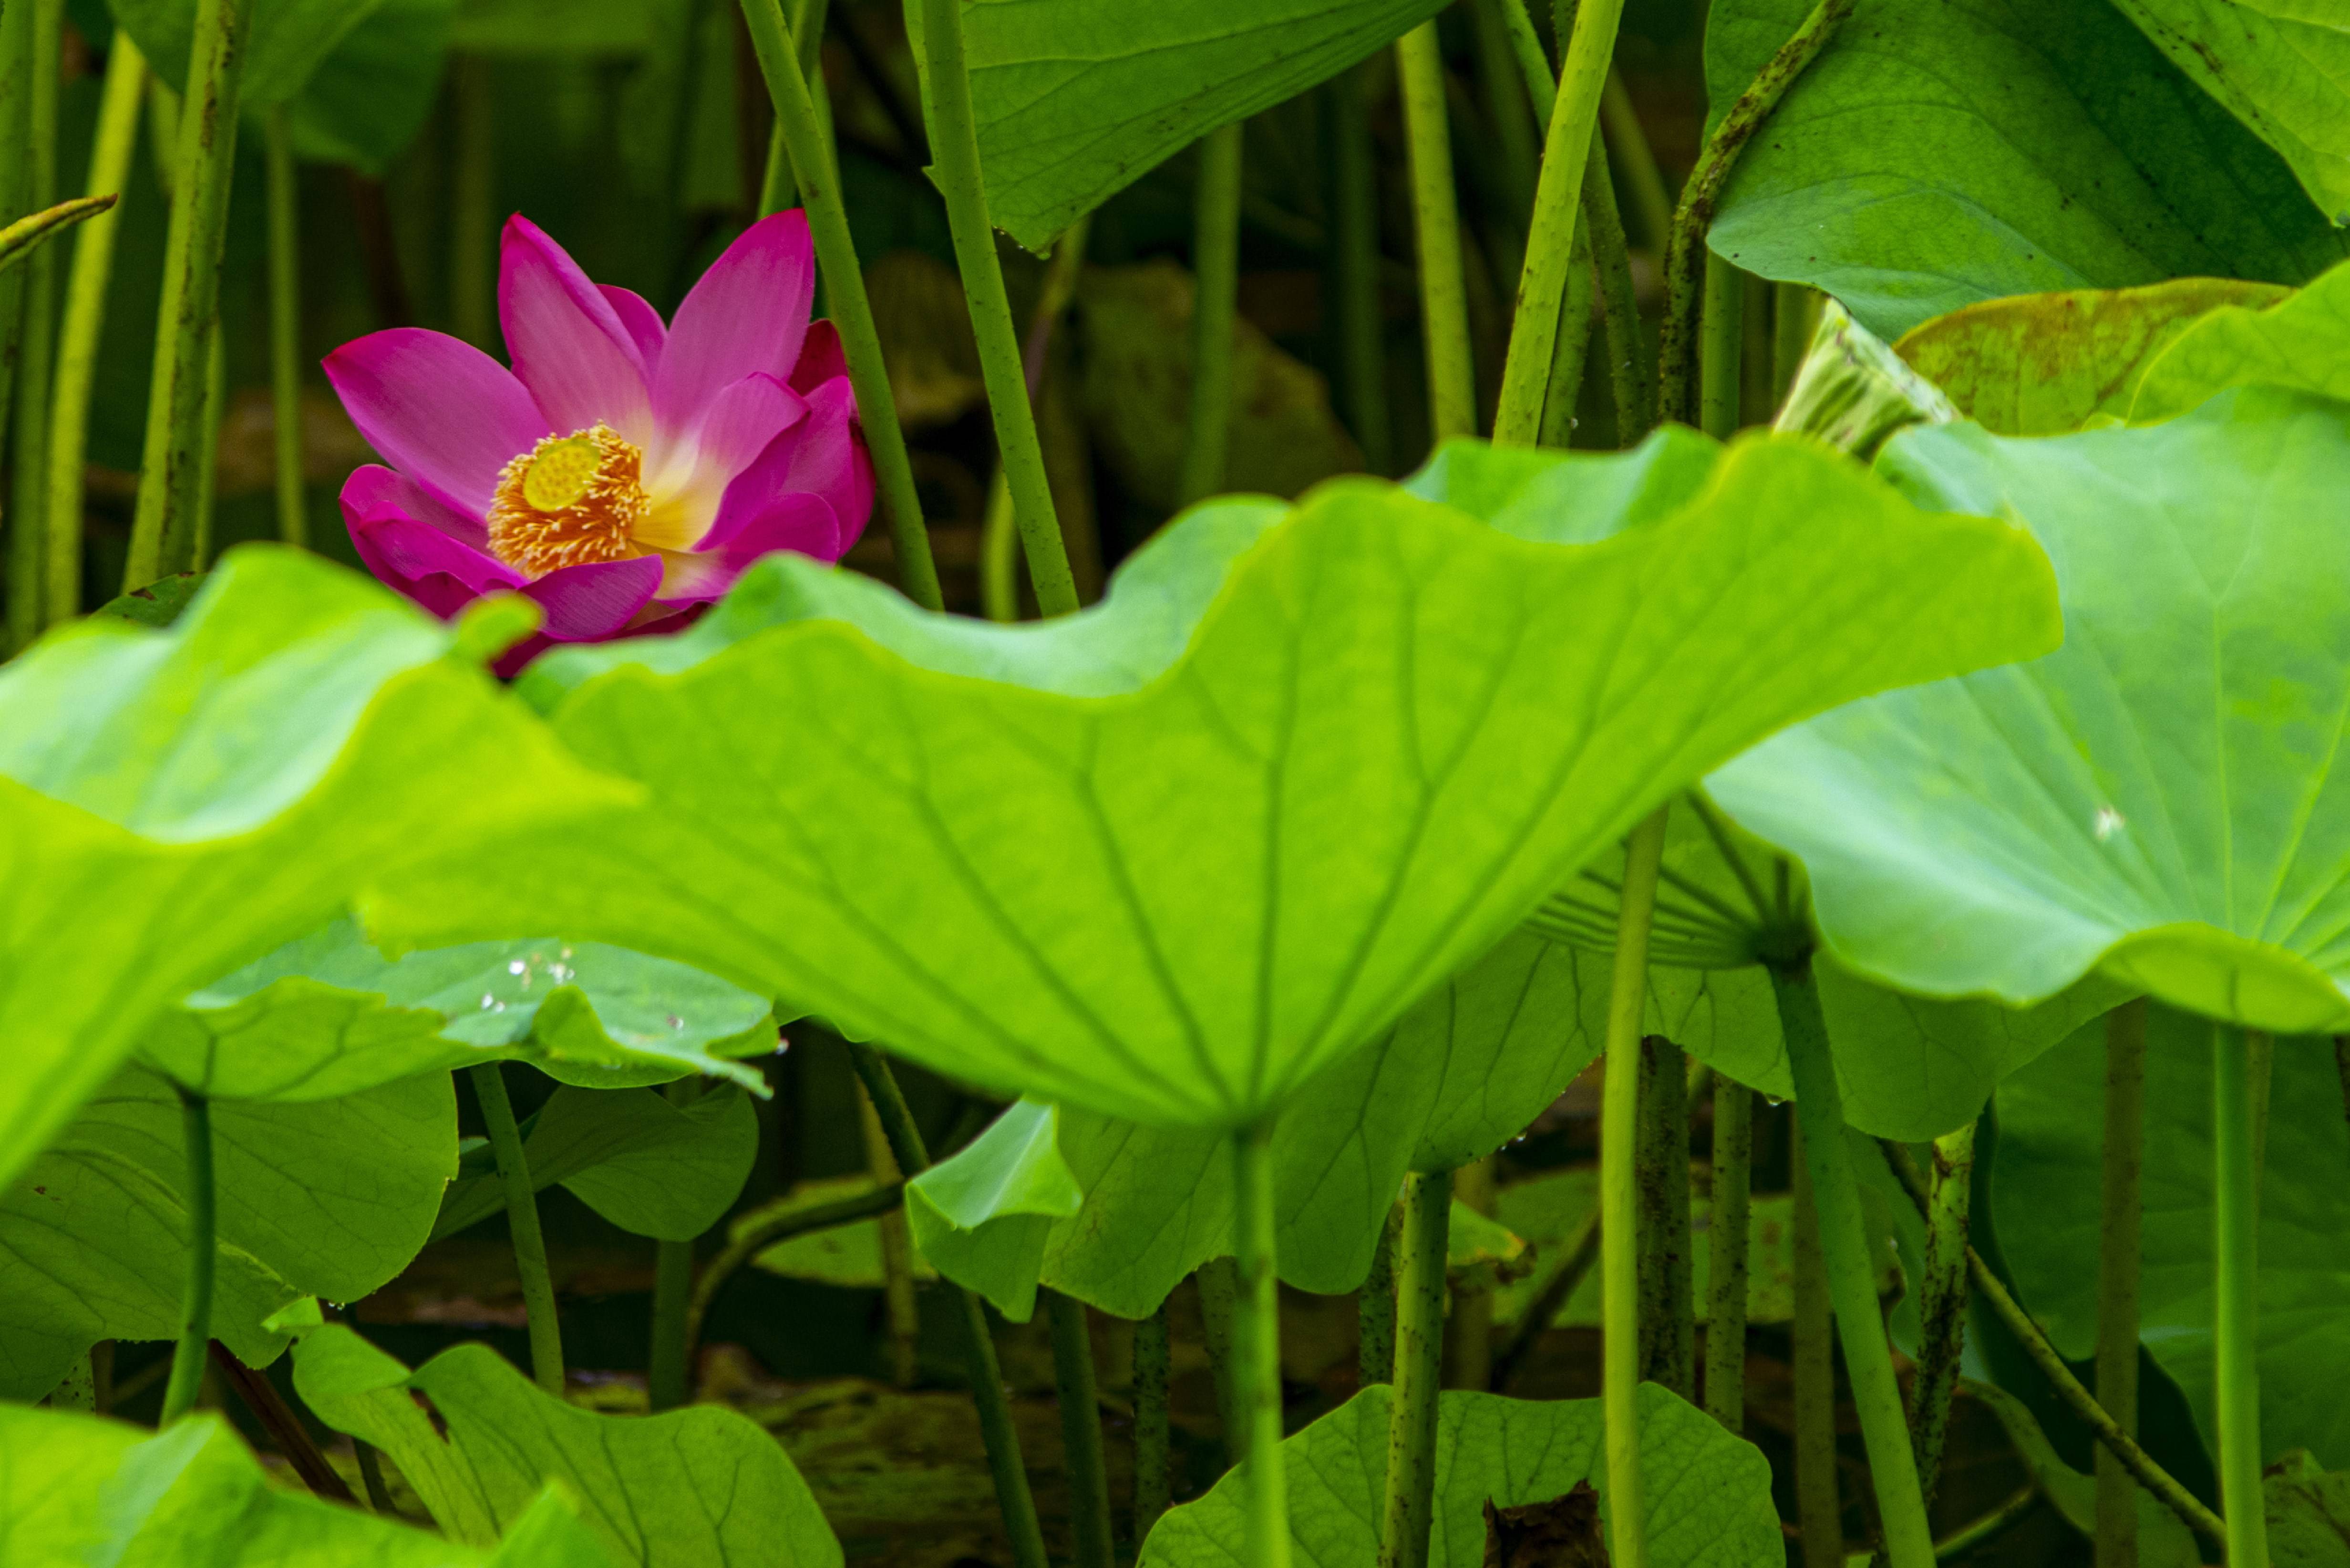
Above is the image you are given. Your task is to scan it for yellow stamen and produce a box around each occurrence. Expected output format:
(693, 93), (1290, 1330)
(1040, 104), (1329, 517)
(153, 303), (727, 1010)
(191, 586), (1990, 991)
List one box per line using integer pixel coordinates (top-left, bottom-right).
(486, 423), (650, 577)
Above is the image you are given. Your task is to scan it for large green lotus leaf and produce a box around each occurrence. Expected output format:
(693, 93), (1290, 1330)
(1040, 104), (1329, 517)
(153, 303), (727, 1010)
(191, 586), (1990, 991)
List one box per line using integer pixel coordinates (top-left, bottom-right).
(0, 1063), (452, 1402)
(1705, 0), (2350, 340)
(144, 916), (774, 1102)
(285, 1312), (839, 1567)
(917, 931), (1616, 1320)
(1710, 389), (2350, 1031)
(1893, 279), (2291, 435)
(0, 1403), (608, 1566)
(906, 0), (1446, 251)
(2109, 1), (2350, 225)
(1138, 1382), (1780, 1567)
(372, 436), (2060, 1133)
(433, 1083), (759, 1242)
(107, 0), (391, 107)
(0, 546), (630, 1190)
(283, 0), (459, 174)
(1991, 1004), (2350, 1469)
(2130, 258), (2350, 422)
(2265, 1450), (2350, 1568)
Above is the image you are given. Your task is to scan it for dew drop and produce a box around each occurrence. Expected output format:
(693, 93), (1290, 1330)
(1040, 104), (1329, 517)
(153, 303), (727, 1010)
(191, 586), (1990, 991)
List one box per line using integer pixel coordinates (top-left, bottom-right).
(667, 1014), (684, 1030)
(507, 960), (527, 976)
(480, 993), (497, 1010)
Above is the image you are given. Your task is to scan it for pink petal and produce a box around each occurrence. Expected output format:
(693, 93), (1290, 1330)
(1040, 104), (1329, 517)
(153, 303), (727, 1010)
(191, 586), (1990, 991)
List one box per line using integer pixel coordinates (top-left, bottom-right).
(600, 285), (668, 366)
(340, 461), (494, 551)
(523, 555), (667, 640)
(324, 331), (548, 520)
(789, 320), (848, 395)
(691, 373), (810, 489)
(654, 211), (814, 429)
(659, 493), (842, 605)
(341, 466), (526, 619)
(500, 216), (654, 442)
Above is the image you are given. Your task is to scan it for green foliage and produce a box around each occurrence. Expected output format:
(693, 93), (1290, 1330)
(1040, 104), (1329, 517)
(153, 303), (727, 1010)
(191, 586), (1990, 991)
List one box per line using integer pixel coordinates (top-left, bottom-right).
(1137, 1382), (1782, 1566)
(284, 0), (460, 174)
(433, 1081), (760, 1241)
(1963, 1378), (2200, 1568)
(371, 436), (2060, 1133)
(2265, 1450), (2350, 1568)
(1773, 300), (1958, 459)
(0, 547), (629, 1191)
(904, 1098), (1082, 1320)
(285, 1311), (841, 1567)
(1894, 278), (2290, 435)
(0, 1403), (608, 1564)
(2130, 258), (2350, 422)
(108, 0), (389, 108)
(912, 0), (1449, 250)
(1706, 0), (2350, 338)
(146, 916), (775, 1101)
(1992, 1006), (2350, 1469)
(0, 1063), (450, 1400)
(1712, 390), (2350, 1031)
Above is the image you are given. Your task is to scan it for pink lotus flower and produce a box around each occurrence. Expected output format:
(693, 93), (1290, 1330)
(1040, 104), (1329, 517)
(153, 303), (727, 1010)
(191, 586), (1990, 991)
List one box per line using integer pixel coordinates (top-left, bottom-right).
(326, 212), (870, 659)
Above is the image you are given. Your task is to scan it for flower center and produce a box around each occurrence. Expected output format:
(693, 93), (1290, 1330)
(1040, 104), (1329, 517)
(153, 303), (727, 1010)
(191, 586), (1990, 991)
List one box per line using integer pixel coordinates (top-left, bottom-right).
(486, 424), (650, 577)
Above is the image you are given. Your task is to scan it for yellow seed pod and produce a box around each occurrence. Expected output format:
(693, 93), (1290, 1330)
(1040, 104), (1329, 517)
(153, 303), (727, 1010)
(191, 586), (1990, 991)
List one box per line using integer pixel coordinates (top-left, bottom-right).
(523, 434), (600, 512)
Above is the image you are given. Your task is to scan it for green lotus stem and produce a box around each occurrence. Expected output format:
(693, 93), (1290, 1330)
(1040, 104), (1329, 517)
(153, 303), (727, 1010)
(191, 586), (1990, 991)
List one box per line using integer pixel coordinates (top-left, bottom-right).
(2213, 1025), (2270, 1568)
(1046, 1290), (1115, 1568)
(1394, 22), (1476, 444)
(259, 105), (307, 549)
(1789, 1119), (1842, 1568)
(2095, 999), (2146, 1568)
(1772, 960), (1934, 1568)
(1360, 1200), (1400, 1386)
(1379, 1169), (1450, 1568)
(1655, 0), (1851, 429)
(188, 320), (225, 572)
(470, 1064), (566, 1396)
(1697, 254), (1743, 440)
(1230, 1117), (1292, 1568)
(159, 1086), (216, 1426)
(1324, 64), (1391, 474)
(449, 56), (494, 351)
(1197, 1254), (1242, 1450)
(908, 0), (1074, 617)
(1470, 0), (1539, 225)
(124, 0), (254, 593)
(1598, 805), (1669, 1568)
(1582, 138), (1649, 446)
(1176, 123), (1243, 505)
(43, 40), (143, 630)
(1934, 1484), (2038, 1559)
(1598, 73), (1672, 251)
(1909, 1118), (1976, 1511)
(0, 0), (43, 575)
(1635, 1038), (1693, 1397)
(846, 1042), (1049, 1568)
(1133, 1299), (1172, 1542)
(758, 0), (835, 219)
(1494, 0), (1551, 94)
(354, 1440), (395, 1512)
(1773, 282), (1814, 406)
(145, 77), (179, 199)
(647, 1079), (702, 1413)
(1878, 1138), (2227, 1547)
(0, 193), (114, 278)
(683, 1178), (905, 1357)
(981, 214), (1088, 619)
(1703, 1077), (1752, 1431)
(1492, 0), (1626, 446)
(7, 0), (62, 647)
(742, 0), (946, 614)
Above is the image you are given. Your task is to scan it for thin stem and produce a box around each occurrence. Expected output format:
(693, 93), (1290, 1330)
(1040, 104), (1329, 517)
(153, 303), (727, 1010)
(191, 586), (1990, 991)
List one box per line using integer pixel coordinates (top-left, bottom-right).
(2095, 999), (2146, 1568)
(1445, 1157), (1496, 1391)
(1654, 0), (1851, 428)
(648, 1079), (701, 1413)
(984, 214), (1090, 620)
(1600, 805), (1669, 1568)
(44, 35), (144, 625)
(1772, 281), (1814, 407)
(740, 0), (944, 611)
(1177, 123), (1243, 505)
(144, 77), (178, 199)
(684, 1178), (905, 1355)
(1879, 1139), (2227, 1547)
(1231, 1117), (1292, 1568)
(125, 0), (253, 592)
(1323, 65), (1391, 474)
(1379, 1168), (1450, 1568)
(1360, 1199), (1400, 1387)
(209, 1341), (356, 1502)
(1046, 1290), (1116, 1568)
(8, 0), (62, 647)
(1133, 1299), (1172, 1543)
(1789, 1117), (1841, 1568)
(1909, 1119), (1976, 1511)
(1697, 253), (1742, 440)
(1470, 0), (1540, 225)
(160, 1087), (216, 1426)
(0, 194), (113, 275)
(2213, 1025), (2270, 1568)
(856, 1079), (920, 1387)
(470, 1063), (565, 1396)
(2, 0), (49, 561)
(909, 0), (1073, 615)
(1934, 1485), (2038, 1559)
(1772, 959), (1933, 1568)
(354, 1441), (396, 1513)
(1582, 136), (1649, 446)
(846, 1042), (1049, 1568)
(1703, 1077), (1752, 1431)
(1492, 0), (1627, 445)
(1197, 1255), (1242, 1454)
(1394, 22), (1476, 444)
(1599, 72), (1672, 252)
(262, 104), (305, 548)
(449, 55), (494, 351)
(1635, 1036), (1693, 1397)
(188, 317), (224, 572)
